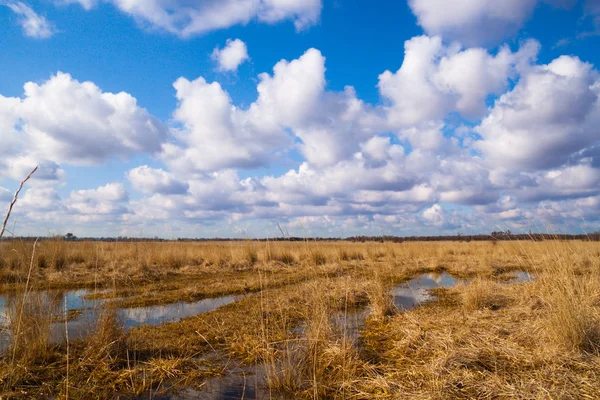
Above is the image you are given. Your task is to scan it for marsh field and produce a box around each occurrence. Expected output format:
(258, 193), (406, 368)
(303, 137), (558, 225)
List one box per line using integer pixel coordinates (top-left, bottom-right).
(0, 239), (599, 399)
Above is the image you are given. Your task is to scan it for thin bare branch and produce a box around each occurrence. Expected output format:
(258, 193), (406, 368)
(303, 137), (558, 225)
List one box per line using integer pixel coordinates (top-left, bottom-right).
(0, 166), (38, 240)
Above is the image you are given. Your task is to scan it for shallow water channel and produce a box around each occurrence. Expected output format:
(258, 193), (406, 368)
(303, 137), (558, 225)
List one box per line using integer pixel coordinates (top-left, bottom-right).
(390, 272), (463, 311)
(1, 272), (533, 398)
(510, 270), (534, 283)
(176, 363), (271, 400)
(186, 272), (466, 400)
(0, 289), (244, 351)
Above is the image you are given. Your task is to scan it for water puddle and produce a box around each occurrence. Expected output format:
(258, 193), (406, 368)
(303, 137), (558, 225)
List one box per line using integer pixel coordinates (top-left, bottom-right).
(139, 361), (272, 400)
(331, 308), (369, 342)
(190, 363), (270, 400)
(0, 290), (245, 352)
(121, 295), (243, 328)
(292, 273), (463, 346)
(390, 272), (463, 311)
(508, 271), (534, 283)
(0, 289), (104, 351)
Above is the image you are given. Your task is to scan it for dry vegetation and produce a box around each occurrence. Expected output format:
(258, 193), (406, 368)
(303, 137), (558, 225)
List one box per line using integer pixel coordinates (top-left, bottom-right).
(0, 239), (599, 398)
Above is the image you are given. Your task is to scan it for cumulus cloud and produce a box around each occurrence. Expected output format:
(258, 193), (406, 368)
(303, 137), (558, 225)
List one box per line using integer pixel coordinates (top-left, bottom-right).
(68, 183), (129, 216)
(2, 1), (55, 38)
(212, 39), (249, 72)
(162, 48), (328, 173)
(53, 0), (95, 10)
(516, 164), (600, 202)
(408, 0), (577, 45)
(58, 0), (321, 37)
(5, 156), (64, 182)
(152, 48), (384, 175)
(0, 95), (21, 156)
(477, 55), (600, 170)
(18, 72), (167, 164)
(0, 72), (167, 178)
(127, 166), (189, 195)
(254, 48), (326, 127)
(5, 35), (600, 237)
(0, 187), (11, 202)
(258, 0), (321, 30)
(19, 187), (64, 212)
(249, 48), (387, 167)
(378, 36), (539, 127)
(422, 204), (445, 226)
(125, 170), (269, 225)
(162, 75), (289, 173)
(70, 183), (127, 203)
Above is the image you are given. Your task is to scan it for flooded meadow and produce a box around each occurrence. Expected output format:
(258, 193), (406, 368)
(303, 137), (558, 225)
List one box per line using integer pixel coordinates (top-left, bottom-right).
(0, 240), (597, 399)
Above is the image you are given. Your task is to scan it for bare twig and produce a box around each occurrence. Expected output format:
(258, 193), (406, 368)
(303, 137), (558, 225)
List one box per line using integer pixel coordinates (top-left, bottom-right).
(0, 166), (38, 240)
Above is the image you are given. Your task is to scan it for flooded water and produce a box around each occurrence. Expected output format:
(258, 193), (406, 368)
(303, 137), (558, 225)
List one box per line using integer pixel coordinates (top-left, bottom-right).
(0, 290), (245, 351)
(122, 295), (243, 328)
(509, 271), (534, 283)
(0, 289), (104, 351)
(139, 361), (272, 400)
(189, 364), (270, 400)
(331, 308), (369, 342)
(390, 272), (462, 311)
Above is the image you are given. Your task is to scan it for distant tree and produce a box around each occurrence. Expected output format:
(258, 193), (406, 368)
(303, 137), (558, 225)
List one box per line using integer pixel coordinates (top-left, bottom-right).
(64, 232), (76, 241)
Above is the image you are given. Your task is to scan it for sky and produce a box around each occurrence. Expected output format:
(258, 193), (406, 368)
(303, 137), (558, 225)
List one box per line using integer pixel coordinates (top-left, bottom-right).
(1, 0), (600, 238)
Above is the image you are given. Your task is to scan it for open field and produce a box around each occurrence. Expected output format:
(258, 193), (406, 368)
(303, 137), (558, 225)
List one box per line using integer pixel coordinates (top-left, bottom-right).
(0, 239), (599, 399)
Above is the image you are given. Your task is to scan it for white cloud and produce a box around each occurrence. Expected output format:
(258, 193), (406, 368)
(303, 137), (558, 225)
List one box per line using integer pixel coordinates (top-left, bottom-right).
(212, 39), (249, 72)
(399, 122), (446, 151)
(20, 187), (64, 212)
(435, 156), (499, 205)
(60, 0), (321, 37)
(2, 1), (55, 38)
(378, 36), (539, 127)
(162, 75), (289, 173)
(127, 166), (189, 195)
(4, 156), (64, 182)
(163, 48), (328, 173)
(5, 37), (600, 237)
(2, 72), (167, 169)
(516, 164), (600, 202)
(0, 187), (11, 202)
(70, 183), (128, 203)
(257, 0), (321, 31)
(0, 95), (21, 156)
(292, 87), (387, 167)
(250, 48), (388, 167)
(254, 48), (326, 127)
(260, 141), (436, 210)
(408, 0), (576, 45)
(68, 183), (129, 216)
(422, 204), (445, 226)
(53, 0), (96, 10)
(477, 55), (600, 170)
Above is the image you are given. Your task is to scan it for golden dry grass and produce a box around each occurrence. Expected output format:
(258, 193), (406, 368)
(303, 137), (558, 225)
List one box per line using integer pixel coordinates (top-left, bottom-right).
(0, 239), (598, 398)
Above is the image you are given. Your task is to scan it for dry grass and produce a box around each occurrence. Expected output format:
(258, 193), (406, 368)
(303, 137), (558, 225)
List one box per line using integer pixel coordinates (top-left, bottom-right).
(0, 240), (599, 398)
(461, 278), (511, 311)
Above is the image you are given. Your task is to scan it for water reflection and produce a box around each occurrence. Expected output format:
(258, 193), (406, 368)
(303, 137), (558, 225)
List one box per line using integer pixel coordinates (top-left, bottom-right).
(509, 271), (534, 283)
(190, 364), (269, 400)
(0, 290), (245, 351)
(390, 272), (462, 311)
(139, 364), (272, 400)
(331, 309), (369, 342)
(122, 296), (242, 328)
(0, 289), (103, 351)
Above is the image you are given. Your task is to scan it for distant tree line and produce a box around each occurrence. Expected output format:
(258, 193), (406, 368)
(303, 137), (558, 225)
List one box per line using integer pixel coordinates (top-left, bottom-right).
(2, 231), (600, 243)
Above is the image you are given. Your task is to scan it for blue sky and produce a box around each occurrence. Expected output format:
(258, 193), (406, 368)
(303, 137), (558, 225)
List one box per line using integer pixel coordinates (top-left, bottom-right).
(1, 0), (600, 238)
